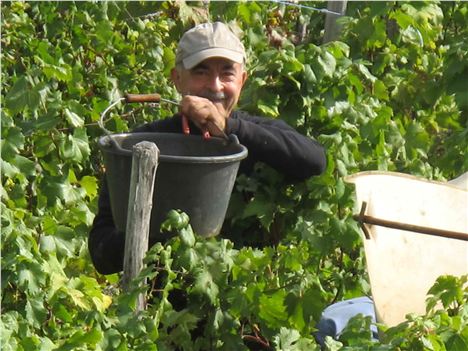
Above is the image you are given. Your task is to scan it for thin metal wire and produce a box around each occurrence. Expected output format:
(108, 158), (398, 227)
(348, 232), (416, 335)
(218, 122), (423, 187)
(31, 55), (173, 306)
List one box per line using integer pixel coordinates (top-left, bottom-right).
(99, 97), (126, 136)
(159, 97), (180, 106)
(273, 0), (342, 16)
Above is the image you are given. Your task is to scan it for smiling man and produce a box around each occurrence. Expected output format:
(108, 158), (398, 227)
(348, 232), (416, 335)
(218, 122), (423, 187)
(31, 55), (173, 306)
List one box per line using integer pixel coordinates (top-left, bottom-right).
(171, 22), (247, 137)
(88, 22), (326, 275)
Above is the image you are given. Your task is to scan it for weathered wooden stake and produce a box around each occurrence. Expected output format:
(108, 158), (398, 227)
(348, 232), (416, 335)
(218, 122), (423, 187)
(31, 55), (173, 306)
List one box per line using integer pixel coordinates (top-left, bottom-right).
(122, 141), (159, 312)
(323, 1), (348, 43)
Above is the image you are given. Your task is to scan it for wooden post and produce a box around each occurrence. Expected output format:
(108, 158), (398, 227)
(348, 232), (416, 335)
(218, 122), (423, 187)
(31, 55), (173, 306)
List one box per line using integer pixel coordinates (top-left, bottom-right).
(323, 1), (348, 43)
(122, 141), (159, 312)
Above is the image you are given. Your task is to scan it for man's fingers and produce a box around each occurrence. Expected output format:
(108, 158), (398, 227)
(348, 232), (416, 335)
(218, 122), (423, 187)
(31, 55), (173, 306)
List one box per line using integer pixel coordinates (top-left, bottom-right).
(202, 128), (211, 140)
(181, 114), (190, 135)
(179, 95), (227, 136)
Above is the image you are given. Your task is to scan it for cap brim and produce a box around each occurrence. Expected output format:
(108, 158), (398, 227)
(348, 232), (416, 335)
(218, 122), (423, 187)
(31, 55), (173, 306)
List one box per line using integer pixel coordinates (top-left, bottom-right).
(182, 48), (244, 69)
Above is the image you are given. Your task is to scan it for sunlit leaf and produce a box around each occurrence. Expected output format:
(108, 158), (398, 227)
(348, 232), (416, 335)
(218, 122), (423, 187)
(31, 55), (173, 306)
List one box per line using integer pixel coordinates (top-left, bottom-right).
(43, 63), (72, 82)
(259, 291), (288, 328)
(64, 108), (84, 128)
(79, 175), (98, 199)
(4, 77), (40, 113)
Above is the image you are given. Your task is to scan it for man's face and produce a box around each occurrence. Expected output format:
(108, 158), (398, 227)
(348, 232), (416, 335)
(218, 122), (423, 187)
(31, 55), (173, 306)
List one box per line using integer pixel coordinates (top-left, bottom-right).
(171, 57), (247, 118)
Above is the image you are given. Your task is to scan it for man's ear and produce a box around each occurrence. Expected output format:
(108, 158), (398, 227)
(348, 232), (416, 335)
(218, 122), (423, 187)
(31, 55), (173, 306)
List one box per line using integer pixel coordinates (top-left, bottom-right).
(170, 68), (181, 90)
(241, 70), (248, 87)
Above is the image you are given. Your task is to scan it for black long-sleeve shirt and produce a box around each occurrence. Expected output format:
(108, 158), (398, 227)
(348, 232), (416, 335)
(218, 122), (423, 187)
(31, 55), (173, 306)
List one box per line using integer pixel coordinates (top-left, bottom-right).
(88, 111), (326, 274)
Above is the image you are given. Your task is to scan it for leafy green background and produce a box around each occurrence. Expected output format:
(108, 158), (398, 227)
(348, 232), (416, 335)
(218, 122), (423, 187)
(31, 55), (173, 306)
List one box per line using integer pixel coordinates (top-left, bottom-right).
(2, 1), (467, 350)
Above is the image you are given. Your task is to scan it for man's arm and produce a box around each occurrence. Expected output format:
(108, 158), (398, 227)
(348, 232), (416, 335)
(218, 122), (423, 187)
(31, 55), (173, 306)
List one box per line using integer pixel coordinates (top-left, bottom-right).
(88, 178), (125, 275)
(227, 111), (326, 180)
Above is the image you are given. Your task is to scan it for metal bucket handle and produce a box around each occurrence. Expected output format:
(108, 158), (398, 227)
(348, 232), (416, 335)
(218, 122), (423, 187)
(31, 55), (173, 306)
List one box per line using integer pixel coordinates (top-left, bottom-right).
(99, 93), (239, 150)
(99, 93), (177, 134)
(99, 93), (179, 149)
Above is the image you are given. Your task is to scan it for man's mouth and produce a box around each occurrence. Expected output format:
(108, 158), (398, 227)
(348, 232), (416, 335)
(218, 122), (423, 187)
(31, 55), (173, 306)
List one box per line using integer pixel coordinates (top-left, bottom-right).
(200, 92), (226, 102)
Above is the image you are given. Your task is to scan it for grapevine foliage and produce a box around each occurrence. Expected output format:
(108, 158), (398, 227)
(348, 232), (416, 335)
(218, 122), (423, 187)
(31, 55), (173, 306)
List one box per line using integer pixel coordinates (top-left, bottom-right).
(2, 1), (467, 350)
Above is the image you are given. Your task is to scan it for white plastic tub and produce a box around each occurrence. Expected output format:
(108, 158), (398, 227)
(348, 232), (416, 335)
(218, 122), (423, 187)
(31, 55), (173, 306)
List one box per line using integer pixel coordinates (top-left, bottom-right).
(346, 171), (468, 326)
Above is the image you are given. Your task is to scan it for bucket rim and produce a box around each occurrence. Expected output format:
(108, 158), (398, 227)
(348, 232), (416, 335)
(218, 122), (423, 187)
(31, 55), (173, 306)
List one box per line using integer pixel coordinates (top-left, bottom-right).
(98, 132), (248, 164)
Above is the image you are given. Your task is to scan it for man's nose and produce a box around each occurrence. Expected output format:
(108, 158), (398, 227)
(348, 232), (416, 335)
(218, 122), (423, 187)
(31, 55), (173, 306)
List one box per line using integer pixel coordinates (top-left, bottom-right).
(207, 75), (223, 92)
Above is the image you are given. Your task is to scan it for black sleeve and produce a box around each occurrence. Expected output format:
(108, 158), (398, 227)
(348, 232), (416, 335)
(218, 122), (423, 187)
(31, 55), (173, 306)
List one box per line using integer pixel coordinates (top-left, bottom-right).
(226, 111), (326, 180)
(88, 177), (125, 275)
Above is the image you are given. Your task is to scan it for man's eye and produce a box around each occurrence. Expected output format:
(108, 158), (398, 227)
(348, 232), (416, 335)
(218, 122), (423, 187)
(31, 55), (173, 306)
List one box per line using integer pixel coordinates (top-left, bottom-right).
(193, 69), (208, 75)
(222, 71), (236, 78)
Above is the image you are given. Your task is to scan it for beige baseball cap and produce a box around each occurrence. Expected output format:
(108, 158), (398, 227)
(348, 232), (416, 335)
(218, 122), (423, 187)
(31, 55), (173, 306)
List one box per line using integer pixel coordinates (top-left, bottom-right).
(175, 22), (246, 69)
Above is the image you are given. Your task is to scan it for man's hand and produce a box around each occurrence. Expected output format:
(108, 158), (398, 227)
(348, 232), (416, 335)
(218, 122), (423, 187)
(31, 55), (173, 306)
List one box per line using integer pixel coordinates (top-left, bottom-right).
(179, 95), (227, 137)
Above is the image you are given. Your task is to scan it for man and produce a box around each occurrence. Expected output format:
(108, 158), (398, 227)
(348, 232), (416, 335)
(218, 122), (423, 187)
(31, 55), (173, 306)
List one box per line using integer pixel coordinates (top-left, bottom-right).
(89, 22), (377, 347)
(88, 22), (326, 275)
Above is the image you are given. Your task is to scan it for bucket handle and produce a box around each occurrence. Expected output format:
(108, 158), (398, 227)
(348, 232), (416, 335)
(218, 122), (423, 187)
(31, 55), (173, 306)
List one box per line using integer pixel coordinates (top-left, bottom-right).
(99, 93), (236, 147)
(228, 133), (241, 145)
(99, 97), (126, 137)
(99, 93), (177, 135)
(99, 93), (180, 149)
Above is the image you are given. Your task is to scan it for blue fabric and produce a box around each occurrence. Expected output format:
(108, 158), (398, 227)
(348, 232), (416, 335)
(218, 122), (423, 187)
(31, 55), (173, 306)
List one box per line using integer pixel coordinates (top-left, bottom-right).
(315, 297), (378, 347)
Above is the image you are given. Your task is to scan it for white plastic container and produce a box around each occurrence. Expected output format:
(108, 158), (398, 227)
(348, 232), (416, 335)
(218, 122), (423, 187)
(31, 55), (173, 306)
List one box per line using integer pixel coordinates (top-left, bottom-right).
(346, 171), (468, 326)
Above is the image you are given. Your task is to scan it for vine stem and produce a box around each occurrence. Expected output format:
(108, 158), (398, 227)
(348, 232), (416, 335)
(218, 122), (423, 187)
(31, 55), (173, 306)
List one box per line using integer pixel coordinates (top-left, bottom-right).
(242, 335), (271, 349)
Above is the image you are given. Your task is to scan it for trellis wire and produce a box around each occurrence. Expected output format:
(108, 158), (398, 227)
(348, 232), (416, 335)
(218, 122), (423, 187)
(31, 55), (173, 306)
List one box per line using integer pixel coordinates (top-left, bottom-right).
(272, 0), (342, 15)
